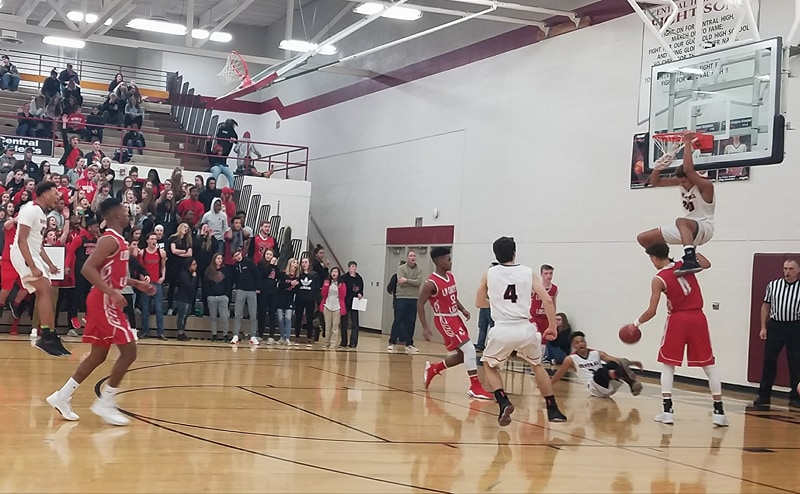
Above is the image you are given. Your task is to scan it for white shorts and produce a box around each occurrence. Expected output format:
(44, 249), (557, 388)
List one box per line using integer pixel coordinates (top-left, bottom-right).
(660, 219), (714, 246)
(481, 321), (542, 368)
(587, 379), (622, 398)
(10, 248), (50, 293)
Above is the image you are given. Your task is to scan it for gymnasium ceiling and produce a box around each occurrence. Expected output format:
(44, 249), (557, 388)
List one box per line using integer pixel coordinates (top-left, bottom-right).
(0, 0), (600, 50)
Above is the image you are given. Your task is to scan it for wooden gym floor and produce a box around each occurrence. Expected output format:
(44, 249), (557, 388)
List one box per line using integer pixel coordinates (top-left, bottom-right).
(1, 333), (799, 494)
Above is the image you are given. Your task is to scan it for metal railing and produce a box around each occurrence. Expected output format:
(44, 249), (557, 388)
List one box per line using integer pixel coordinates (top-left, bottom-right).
(0, 111), (309, 178)
(0, 47), (170, 96)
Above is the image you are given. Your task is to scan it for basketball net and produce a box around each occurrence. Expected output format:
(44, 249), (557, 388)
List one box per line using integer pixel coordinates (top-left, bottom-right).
(217, 51), (252, 88)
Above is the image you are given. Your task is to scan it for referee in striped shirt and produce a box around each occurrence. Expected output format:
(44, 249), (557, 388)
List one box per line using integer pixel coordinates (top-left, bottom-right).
(755, 259), (800, 408)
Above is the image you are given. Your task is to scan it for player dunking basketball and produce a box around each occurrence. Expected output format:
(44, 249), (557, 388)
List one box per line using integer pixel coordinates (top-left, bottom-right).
(9, 181), (68, 356)
(476, 237), (567, 425)
(47, 198), (156, 426)
(631, 243), (728, 427)
(418, 247), (492, 400)
(637, 132), (714, 275)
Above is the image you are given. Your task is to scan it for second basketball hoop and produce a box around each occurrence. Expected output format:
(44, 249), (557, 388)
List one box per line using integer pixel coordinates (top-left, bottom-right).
(217, 51), (253, 89)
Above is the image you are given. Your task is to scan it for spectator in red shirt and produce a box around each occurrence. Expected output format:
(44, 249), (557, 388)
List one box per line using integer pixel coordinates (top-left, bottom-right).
(75, 165), (99, 204)
(177, 185), (204, 228)
(58, 133), (82, 170)
(220, 187), (236, 225)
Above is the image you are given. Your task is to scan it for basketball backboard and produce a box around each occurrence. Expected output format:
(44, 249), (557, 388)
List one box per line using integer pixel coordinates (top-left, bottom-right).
(647, 36), (784, 171)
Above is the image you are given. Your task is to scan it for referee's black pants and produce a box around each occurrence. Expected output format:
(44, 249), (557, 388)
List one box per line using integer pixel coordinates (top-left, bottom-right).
(758, 319), (800, 402)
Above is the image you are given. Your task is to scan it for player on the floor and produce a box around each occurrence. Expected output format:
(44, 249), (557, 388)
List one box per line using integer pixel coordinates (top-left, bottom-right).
(631, 242), (728, 426)
(636, 132), (714, 275)
(550, 331), (643, 398)
(47, 198), (156, 426)
(419, 246), (493, 400)
(476, 236), (567, 426)
(9, 181), (68, 356)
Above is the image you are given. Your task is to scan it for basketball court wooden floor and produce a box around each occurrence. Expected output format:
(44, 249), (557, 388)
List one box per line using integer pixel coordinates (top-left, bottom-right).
(1, 333), (799, 494)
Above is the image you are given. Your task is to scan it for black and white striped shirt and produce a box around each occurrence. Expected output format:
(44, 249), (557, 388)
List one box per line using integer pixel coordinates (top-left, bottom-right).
(764, 279), (800, 322)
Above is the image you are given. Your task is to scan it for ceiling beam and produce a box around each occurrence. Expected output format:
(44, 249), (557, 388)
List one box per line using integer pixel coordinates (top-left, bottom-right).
(42, 0), (80, 31)
(95, 3), (135, 34)
(342, 0), (548, 29)
(194, 0), (255, 49)
(38, 0), (66, 27)
(80, 0), (135, 39)
(197, 0), (239, 28)
(310, 4), (352, 43)
(444, 0), (578, 22)
(185, 0), (195, 47)
(16, 0), (42, 19)
(0, 17), (377, 79)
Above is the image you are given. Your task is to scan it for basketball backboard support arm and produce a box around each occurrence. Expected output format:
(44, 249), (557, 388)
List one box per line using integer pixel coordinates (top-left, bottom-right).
(216, 0), (410, 101)
(270, 3), (499, 85)
(627, 0), (679, 59)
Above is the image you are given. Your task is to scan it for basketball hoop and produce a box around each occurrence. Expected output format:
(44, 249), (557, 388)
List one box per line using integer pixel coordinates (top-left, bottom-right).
(652, 132), (714, 157)
(217, 51), (252, 89)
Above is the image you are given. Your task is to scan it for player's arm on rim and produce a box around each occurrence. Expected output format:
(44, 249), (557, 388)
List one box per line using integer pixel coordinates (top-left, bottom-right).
(648, 154), (679, 187)
(81, 236), (126, 307)
(417, 280), (436, 341)
(634, 276), (665, 327)
(681, 131), (714, 201)
(532, 272), (557, 341)
(475, 272), (489, 309)
(550, 355), (574, 384)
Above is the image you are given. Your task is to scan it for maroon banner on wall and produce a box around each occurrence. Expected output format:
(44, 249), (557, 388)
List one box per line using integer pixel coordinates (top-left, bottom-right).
(747, 254), (800, 386)
(386, 226), (455, 246)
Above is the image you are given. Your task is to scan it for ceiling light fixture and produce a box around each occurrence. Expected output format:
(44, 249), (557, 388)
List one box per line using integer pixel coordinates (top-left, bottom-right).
(42, 36), (86, 49)
(209, 32), (232, 42)
(279, 39), (337, 55)
(66, 11), (84, 22)
(126, 18), (187, 36)
(191, 29), (209, 39)
(353, 2), (422, 21)
(104, 18), (113, 26)
(84, 13), (98, 23)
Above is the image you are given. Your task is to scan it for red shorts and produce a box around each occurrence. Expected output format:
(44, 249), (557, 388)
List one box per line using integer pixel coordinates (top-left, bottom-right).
(531, 316), (549, 335)
(658, 310), (715, 367)
(433, 315), (470, 352)
(0, 258), (18, 291)
(82, 290), (136, 348)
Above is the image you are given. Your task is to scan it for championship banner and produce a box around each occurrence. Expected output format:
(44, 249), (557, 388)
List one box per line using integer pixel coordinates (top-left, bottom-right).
(0, 135), (55, 157)
(638, 0), (761, 123)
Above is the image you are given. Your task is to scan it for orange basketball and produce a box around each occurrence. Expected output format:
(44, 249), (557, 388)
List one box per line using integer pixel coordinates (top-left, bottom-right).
(619, 324), (641, 344)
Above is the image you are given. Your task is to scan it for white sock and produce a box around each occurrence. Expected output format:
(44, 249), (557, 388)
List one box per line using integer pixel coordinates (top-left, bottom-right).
(101, 385), (119, 402)
(58, 377), (79, 399)
(703, 365), (722, 396)
(660, 364), (675, 395)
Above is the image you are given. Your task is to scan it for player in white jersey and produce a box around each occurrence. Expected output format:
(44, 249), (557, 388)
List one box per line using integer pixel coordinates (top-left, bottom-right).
(636, 131), (714, 275)
(550, 332), (642, 398)
(9, 181), (68, 357)
(475, 236), (567, 425)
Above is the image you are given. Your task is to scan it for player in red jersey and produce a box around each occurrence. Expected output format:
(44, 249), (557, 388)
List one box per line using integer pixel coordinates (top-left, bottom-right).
(418, 247), (493, 400)
(47, 198), (156, 426)
(251, 220), (276, 264)
(530, 264), (557, 334)
(0, 215), (20, 333)
(632, 243), (727, 427)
